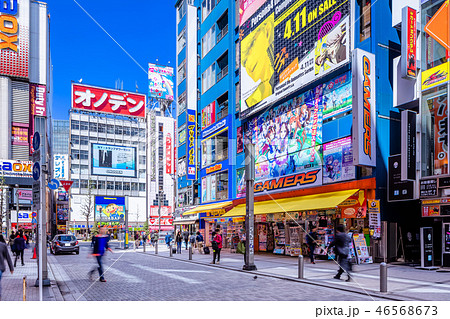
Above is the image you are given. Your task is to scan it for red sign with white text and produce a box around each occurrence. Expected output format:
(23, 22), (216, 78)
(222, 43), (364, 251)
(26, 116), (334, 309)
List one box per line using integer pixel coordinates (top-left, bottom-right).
(406, 7), (417, 78)
(60, 180), (74, 192)
(166, 133), (172, 174)
(72, 84), (146, 118)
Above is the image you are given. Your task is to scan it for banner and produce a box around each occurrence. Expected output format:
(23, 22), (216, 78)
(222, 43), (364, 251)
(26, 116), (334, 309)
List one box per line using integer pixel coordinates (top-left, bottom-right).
(95, 196), (126, 223)
(11, 125), (28, 145)
(323, 136), (355, 184)
(91, 144), (136, 177)
(240, 0), (350, 119)
(338, 190), (367, 218)
(166, 133), (172, 174)
(352, 48), (376, 167)
(427, 92), (448, 175)
(401, 7), (417, 78)
(148, 64), (174, 101)
(401, 110), (417, 180)
(187, 109), (197, 180)
(53, 154), (68, 180)
(421, 61), (449, 91)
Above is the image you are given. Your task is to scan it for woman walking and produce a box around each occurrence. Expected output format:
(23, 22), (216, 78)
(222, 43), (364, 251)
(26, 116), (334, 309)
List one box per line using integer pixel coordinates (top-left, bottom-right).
(175, 231), (182, 254)
(210, 231), (223, 264)
(0, 235), (14, 300)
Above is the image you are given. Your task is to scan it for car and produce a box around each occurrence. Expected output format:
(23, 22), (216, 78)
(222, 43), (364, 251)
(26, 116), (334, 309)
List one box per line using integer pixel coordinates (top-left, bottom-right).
(50, 234), (79, 255)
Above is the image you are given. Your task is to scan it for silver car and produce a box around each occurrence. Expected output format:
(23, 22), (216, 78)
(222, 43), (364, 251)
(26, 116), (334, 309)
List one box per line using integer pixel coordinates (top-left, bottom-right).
(50, 234), (79, 255)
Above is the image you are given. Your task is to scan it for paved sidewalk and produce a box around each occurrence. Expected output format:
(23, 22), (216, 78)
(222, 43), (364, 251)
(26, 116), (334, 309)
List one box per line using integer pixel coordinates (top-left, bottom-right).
(1, 245), (63, 301)
(139, 245), (450, 301)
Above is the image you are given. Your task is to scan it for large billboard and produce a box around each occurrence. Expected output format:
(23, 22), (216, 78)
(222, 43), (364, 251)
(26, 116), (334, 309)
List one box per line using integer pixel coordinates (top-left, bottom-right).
(53, 154), (68, 180)
(0, 159), (32, 177)
(72, 83), (146, 118)
(95, 196), (126, 223)
(323, 136), (355, 184)
(0, 0), (30, 78)
(187, 109), (197, 180)
(148, 64), (174, 101)
(240, 0), (350, 119)
(91, 144), (136, 178)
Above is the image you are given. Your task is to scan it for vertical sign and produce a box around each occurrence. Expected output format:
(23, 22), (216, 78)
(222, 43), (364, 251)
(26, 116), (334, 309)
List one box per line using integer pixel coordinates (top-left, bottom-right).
(352, 49), (376, 167)
(53, 154), (68, 179)
(150, 111), (156, 181)
(388, 155), (415, 201)
(187, 109), (196, 180)
(166, 133), (172, 174)
(402, 6), (417, 79)
(29, 83), (47, 154)
(401, 110), (417, 181)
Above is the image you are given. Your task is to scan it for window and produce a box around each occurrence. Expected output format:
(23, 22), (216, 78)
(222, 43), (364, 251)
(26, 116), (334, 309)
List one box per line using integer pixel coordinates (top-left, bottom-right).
(72, 180), (79, 189)
(202, 0), (215, 21)
(235, 41), (240, 70)
(178, 59), (186, 83)
(71, 164), (80, 174)
(123, 127), (130, 136)
(71, 149), (80, 160)
(98, 181), (106, 190)
(131, 182), (138, 191)
(139, 156), (146, 165)
(89, 180), (97, 189)
(98, 137), (106, 142)
(107, 125), (115, 134)
(139, 128), (146, 137)
(177, 28), (186, 54)
(98, 123), (106, 133)
(80, 121), (88, 131)
(71, 120), (79, 130)
(216, 171), (228, 200)
(217, 51), (228, 82)
(202, 63), (216, 93)
(201, 170), (228, 203)
(217, 92), (228, 120)
(202, 25), (216, 57)
(80, 136), (89, 146)
(360, 0), (371, 42)
(80, 150), (89, 160)
(115, 182), (122, 190)
(115, 126), (123, 135)
(123, 182), (130, 191)
(89, 122), (98, 132)
(131, 127), (139, 136)
(139, 183), (146, 192)
(71, 135), (79, 145)
(139, 143), (146, 151)
(235, 82), (240, 112)
(202, 129), (228, 167)
(216, 11), (228, 43)
(80, 165), (89, 175)
(139, 169), (146, 179)
(177, 0), (186, 22)
(107, 138), (115, 143)
(107, 181), (114, 190)
(115, 139), (123, 144)
(80, 180), (88, 189)
(178, 91), (187, 115)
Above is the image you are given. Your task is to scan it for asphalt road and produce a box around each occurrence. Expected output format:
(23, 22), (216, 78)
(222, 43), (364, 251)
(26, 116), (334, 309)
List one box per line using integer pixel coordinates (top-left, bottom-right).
(49, 242), (384, 301)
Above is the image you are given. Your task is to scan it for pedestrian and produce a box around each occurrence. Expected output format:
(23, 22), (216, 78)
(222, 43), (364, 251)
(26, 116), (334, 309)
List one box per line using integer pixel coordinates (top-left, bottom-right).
(143, 233), (148, 246)
(89, 227), (113, 282)
(13, 231), (26, 267)
(8, 231), (15, 250)
(165, 232), (172, 248)
(25, 232), (30, 249)
(175, 230), (182, 254)
(231, 231), (240, 253)
(189, 232), (196, 253)
(210, 230), (223, 264)
(306, 227), (318, 264)
(196, 231), (204, 254)
(154, 231), (159, 247)
(182, 230), (189, 250)
(327, 224), (352, 282)
(0, 235), (14, 301)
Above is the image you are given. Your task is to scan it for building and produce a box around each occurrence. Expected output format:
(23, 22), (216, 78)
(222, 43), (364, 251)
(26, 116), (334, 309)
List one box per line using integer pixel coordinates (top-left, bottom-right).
(52, 119), (70, 154)
(0, 0), (51, 236)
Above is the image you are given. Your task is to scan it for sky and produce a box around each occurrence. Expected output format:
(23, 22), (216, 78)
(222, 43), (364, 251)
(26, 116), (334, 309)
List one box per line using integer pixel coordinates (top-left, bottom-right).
(46, 0), (177, 120)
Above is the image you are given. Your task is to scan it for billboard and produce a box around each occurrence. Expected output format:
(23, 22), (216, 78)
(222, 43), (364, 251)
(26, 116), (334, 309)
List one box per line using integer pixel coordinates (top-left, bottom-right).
(53, 154), (68, 180)
(201, 101), (216, 129)
(323, 136), (355, 184)
(427, 92), (448, 175)
(95, 196), (126, 223)
(352, 48), (376, 167)
(240, 0), (350, 119)
(0, 159), (32, 177)
(91, 144), (136, 178)
(72, 83), (146, 118)
(187, 109), (197, 180)
(148, 64), (174, 101)
(29, 83), (46, 154)
(421, 61), (449, 91)
(11, 125), (28, 145)
(166, 133), (172, 174)
(0, 0), (30, 78)
(401, 7), (417, 79)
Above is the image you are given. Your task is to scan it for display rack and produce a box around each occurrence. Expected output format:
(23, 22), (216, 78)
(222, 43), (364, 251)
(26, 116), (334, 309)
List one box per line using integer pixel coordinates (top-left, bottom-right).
(273, 223), (286, 255)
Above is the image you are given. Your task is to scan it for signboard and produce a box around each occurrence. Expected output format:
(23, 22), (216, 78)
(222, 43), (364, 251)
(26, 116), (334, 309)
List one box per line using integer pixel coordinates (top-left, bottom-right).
(18, 189), (32, 200)
(402, 7), (417, 79)
(338, 190), (367, 218)
(47, 178), (60, 190)
(17, 211), (32, 223)
(323, 136), (355, 184)
(166, 133), (172, 174)
(352, 233), (373, 264)
(57, 207), (69, 222)
(321, 71), (352, 120)
(187, 109), (197, 180)
(237, 168), (246, 198)
(421, 61), (449, 91)
(178, 126), (186, 145)
(254, 167), (322, 194)
(239, 0), (267, 26)
(0, 0), (30, 78)
(53, 154), (68, 179)
(201, 116), (227, 139)
(30, 84), (47, 117)
(422, 205), (440, 217)
(60, 180), (73, 192)
(72, 83), (146, 118)
(95, 196), (126, 223)
(352, 48), (376, 167)
(239, 0), (350, 119)
(420, 227), (434, 267)
(388, 155), (415, 201)
(32, 183), (40, 210)
(148, 64), (174, 101)
(427, 92), (448, 175)
(150, 111), (157, 181)
(424, 0), (449, 58)
(237, 126), (244, 154)
(368, 199), (381, 239)
(11, 125), (28, 145)
(149, 205), (172, 217)
(0, 159), (32, 177)
(91, 144), (136, 178)
(420, 178), (438, 198)
(401, 110), (416, 181)
(201, 101), (216, 130)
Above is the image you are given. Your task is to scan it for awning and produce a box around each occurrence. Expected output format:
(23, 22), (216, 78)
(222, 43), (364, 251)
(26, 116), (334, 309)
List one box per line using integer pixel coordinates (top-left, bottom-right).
(182, 201), (233, 216)
(172, 220), (197, 225)
(222, 189), (359, 217)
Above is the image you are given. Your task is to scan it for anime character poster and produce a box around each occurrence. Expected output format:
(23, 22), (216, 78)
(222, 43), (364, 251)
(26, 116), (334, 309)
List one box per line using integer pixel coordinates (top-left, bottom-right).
(320, 72), (352, 120)
(236, 168), (246, 198)
(237, 126), (244, 153)
(323, 136), (355, 184)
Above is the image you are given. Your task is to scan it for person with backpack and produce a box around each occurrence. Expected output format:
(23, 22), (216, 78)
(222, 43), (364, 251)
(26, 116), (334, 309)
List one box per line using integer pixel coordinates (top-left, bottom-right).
(196, 231), (204, 254)
(327, 224), (352, 282)
(13, 231), (26, 267)
(210, 230), (223, 264)
(0, 234), (14, 301)
(306, 227), (318, 264)
(189, 233), (196, 253)
(165, 232), (172, 248)
(175, 231), (182, 254)
(182, 230), (189, 250)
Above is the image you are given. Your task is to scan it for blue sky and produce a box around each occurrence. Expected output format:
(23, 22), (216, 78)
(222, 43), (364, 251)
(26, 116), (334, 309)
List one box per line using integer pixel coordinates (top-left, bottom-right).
(47, 0), (176, 120)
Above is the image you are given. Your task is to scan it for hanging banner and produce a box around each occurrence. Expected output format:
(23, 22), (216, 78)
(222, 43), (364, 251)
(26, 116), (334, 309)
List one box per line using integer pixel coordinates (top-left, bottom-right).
(401, 110), (417, 181)
(338, 190), (367, 218)
(421, 61), (449, 91)
(427, 92), (448, 175)
(187, 109), (197, 180)
(388, 155), (415, 201)
(401, 6), (417, 79)
(352, 48), (376, 167)
(166, 133), (172, 174)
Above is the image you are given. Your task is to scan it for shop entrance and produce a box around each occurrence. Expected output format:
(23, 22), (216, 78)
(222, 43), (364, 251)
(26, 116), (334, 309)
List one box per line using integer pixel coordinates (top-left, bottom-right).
(443, 223), (450, 267)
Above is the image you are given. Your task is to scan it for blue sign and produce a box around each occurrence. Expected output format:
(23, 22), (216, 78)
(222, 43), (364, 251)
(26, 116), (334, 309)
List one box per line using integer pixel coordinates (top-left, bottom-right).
(48, 179), (60, 190)
(32, 162), (40, 181)
(187, 109), (197, 180)
(32, 218), (37, 224)
(33, 132), (40, 152)
(201, 116), (228, 139)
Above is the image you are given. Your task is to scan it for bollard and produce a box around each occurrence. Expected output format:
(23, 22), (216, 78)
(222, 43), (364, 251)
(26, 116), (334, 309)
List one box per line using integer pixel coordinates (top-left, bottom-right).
(155, 243), (158, 255)
(189, 246), (192, 260)
(143, 241), (146, 252)
(298, 255), (304, 279)
(380, 262), (388, 292)
(169, 244), (173, 257)
(23, 276), (27, 301)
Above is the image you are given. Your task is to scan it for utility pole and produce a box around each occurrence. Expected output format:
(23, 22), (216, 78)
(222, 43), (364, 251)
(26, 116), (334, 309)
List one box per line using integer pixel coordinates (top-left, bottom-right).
(243, 142), (257, 271)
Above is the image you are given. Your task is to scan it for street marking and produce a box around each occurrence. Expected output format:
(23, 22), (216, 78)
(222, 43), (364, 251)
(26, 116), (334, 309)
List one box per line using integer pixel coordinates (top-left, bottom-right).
(106, 267), (145, 283)
(152, 269), (211, 273)
(132, 264), (202, 284)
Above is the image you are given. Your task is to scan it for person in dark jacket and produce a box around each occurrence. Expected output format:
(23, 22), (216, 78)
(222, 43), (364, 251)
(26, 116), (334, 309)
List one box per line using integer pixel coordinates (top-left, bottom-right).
(0, 235), (14, 301)
(175, 231), (182, 254)
(13, 231), (26, 267)
(165, 233), (172, 248)
(306, 227), (318, 264)
(327, 224), (352, 282)
(182, 231), (189, 250)
(89, 227), (113, 282)
(8, 231), (15, 249)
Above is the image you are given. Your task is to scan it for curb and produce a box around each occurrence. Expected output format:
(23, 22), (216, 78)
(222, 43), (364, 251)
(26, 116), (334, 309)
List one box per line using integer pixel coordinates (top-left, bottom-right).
(139, 251), (418, 301)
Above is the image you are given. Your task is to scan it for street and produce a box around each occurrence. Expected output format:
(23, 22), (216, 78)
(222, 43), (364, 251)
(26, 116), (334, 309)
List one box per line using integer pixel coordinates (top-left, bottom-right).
(48, 242), (383, 301)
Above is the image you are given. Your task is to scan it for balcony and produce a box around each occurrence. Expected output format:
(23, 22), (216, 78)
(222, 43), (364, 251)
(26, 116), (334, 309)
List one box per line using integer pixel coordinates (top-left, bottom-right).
(217, 101), (228, 120)
(217, 65), (228, 82)
(217, 24), (228, 43)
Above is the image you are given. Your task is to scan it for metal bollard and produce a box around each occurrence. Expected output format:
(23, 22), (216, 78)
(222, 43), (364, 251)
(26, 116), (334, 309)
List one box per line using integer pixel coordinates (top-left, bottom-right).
(189, 246), (192, 260)
(23, 276), (27, 301)
(298, 255), (304, 279)
(169, 244), (173, 257)
(143, 241), (146, 252)
(380, 262), (388, 292)
(155, 244), (158, 255)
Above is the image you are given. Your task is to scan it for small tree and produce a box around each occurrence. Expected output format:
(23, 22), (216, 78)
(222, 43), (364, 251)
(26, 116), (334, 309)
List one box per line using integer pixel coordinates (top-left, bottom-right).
(91, 222), (99, 237)
(0, 175), (9, 235)
(81, 179), (94, 239)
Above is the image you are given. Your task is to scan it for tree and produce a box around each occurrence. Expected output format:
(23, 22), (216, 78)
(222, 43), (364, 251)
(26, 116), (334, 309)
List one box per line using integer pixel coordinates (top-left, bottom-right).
(81, 179), (94, 239)
(0, 175), (9, 235)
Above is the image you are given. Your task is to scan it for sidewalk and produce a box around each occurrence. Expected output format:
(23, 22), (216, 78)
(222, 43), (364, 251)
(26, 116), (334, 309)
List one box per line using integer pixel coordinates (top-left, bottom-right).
(139, 245), (450, 301)
(1, 245), (63, 301)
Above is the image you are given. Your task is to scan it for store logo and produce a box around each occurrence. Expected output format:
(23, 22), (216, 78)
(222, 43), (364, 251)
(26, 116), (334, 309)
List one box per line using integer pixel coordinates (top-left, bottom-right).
(362, 55), (372, 159)
(422, 70), (448, 87)
(206, 164), (222, 174)
(254, 170), (320, 193)
(0, 0), (19, 52)
(0, 160), (32, 175)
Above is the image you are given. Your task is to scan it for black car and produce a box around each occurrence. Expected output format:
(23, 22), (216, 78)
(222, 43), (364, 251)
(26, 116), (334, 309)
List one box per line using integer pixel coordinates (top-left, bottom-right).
(50, 234), (79, 255)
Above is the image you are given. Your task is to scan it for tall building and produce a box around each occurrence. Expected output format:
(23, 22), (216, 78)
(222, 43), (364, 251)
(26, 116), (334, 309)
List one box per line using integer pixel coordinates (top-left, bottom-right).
(52, 119), (70, 155)
(0, 0), (51, 235)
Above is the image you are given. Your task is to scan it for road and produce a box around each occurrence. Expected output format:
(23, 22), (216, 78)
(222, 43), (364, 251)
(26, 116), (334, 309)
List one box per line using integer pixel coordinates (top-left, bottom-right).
(46, 242), (388, 301)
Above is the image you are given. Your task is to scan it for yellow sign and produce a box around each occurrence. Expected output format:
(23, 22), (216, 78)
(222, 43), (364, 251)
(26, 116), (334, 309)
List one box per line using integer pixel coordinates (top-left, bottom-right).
(367, 199), (380, 214)
(421, 62), (449, 91)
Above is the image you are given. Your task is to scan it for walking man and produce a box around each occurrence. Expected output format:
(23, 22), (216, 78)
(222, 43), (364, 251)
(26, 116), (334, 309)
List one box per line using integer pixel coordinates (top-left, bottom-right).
(89, 227), (113, 282)
(13, 231), (26, 267)
(210, 231), (223, 264)
(0, 235), (14, 301)
(306, 227), (318, 264)
(196, 231), (204, 254)
(189, 232), (196, 253)
(165, 232), (172, 248)
(327, 224), (352, 282)
(175, 231), (182, 254)
(182, 230), (189, 250)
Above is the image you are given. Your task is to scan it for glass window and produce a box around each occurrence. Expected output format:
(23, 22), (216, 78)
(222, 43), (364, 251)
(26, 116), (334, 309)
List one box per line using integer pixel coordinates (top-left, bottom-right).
(98, 137), (106, 142)
(202, 24), (216, 57)
(107, 125), (115, 134)
(80, 136), (89, 146)
(216, 171), (228, 200)
(98, 181), (106, 190)
(201, 170), (228, 203)
(89, 122), (98, 132)
(178, 92), (187, 115)
(71, 135), (79, 145)
(202, 0), (215, 21)
(139, 183), (146, 192)
(139, 169), (146, 179)
(89, 180), (97, 189)
(115, 139), (123, 144)
(71, 164), (80, 174)
(178, 28), (186, 54)
(71, 120), (79, 130)
(139, 143), (146, 151)
(131, 182), (138, 191)
(178, 60), (186, 83)
(202, 63), (216, 93)
(123, 182), (130, 191)
(80, 180), (88, 189)
(107, 181), (114, 190)
(123, 127), (131, 136)
(71, 149), (80, 160)
(421, 85), (448, 177)
(72, 180), (79, 189)
(107, 138), (115, 143)
(115, 182), (122, 190)
(177, 0), (186, 22)
(80, 165), (89, 175)
(115, 126), (123, 135)
(131, 127), (139, 136)
(80, 121), (88, 131)
(139, 128), (146, 137)
(98, 123), (106, 133)
(422, 0), (448, 70)
(80, 150), (89, 160)
(202, 130), (228, 167)
(360, 0), (371, 42)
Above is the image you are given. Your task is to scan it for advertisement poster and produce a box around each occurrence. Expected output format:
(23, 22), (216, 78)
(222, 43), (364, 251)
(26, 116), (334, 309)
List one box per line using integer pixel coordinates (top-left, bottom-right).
(421, 61), (449, 91)
(323, 136), (355, 184)
(422, 205), (440, 217)
(179, 126), (186, 145)
(402, 7), (417, 78)
(57, 207), (69, 221)
(353, 233), (373, 264)
(11, 126), (29, 145)
(72, 83), (146, 118)
(240, 0), (350, 119)
(211, 174), (216, 201)
(338, 190), (367, 218)
(321, 72), (352, 120)
(178, 157), (186, 177)
(95, 196), (126, 223)
(148, 64), (174, 101)
(236, 168), (246, 198)
(91, 144), (136, 177)
(201, 101), (216, 129)
(427, 92), (448, 175)
(166, 133), (172, 174)
(237, 126), (243, 153)
(53, 154), (68, 180)
(18, 189), (32, 201)
(187, 109), (197, 180)
(368, 199), (381, 238)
